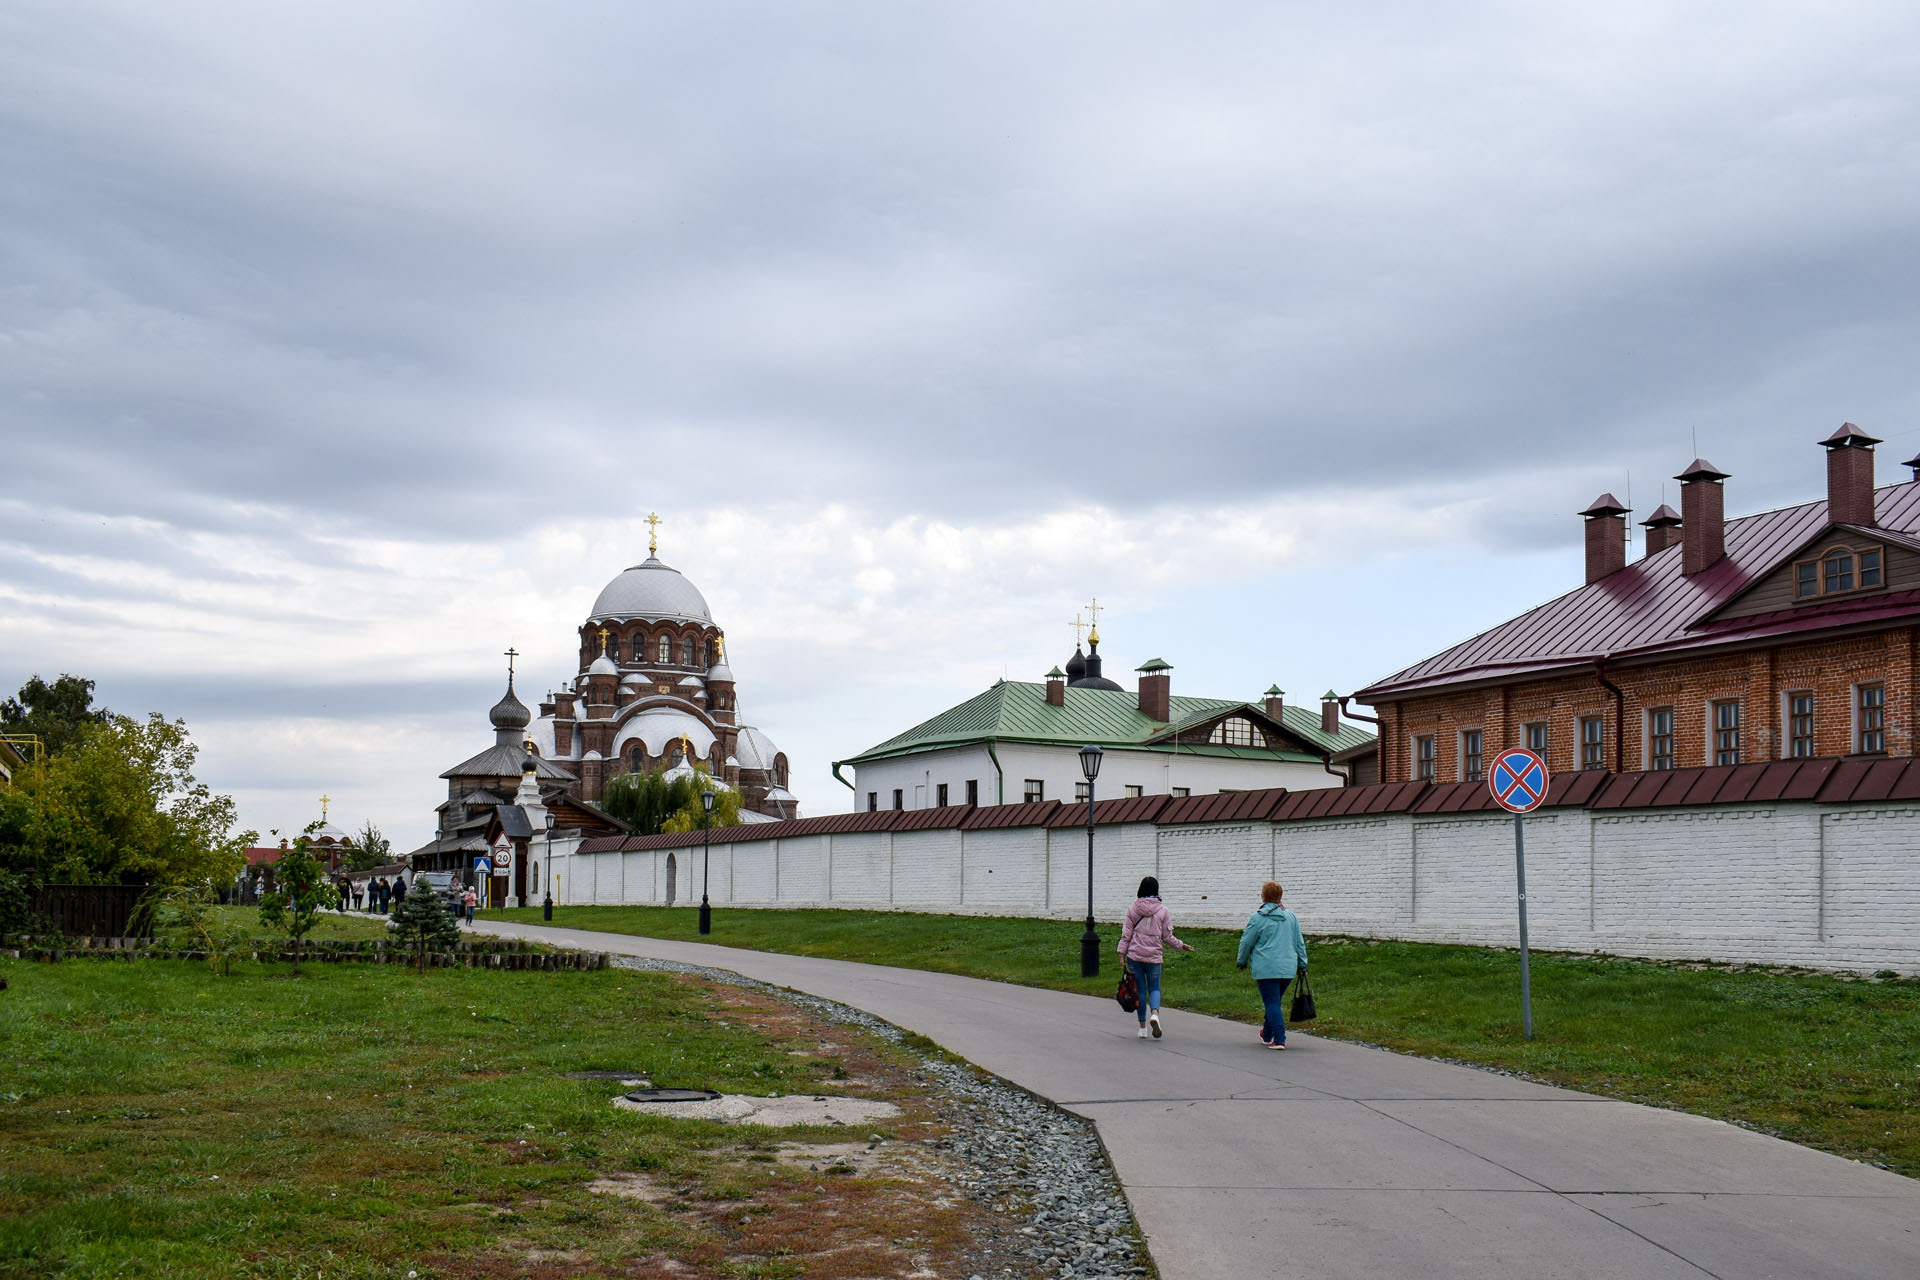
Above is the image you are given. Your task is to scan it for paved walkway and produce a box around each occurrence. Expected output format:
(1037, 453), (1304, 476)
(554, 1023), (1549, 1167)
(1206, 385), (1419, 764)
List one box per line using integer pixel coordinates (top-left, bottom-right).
(474, 920), (1919, 1280)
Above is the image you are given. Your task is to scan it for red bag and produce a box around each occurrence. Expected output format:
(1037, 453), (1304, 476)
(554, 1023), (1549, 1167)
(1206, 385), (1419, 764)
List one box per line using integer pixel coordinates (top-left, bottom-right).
(1116, 970), (1140, 1013)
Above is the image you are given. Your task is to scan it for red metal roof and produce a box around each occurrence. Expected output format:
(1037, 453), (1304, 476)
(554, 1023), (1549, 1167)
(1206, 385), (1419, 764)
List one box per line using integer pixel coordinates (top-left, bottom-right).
(1157, 788), (1291, 825)
(1042, 794), (1173, 828)
(1356, 479), (1920, 700)
(961, 800), (1065, 829)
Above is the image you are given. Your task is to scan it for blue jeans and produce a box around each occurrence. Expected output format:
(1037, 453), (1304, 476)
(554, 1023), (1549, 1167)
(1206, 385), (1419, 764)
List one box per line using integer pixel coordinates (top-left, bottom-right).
(1127, 958), (1163, 1023)
(1256, 977), (1293, 1045)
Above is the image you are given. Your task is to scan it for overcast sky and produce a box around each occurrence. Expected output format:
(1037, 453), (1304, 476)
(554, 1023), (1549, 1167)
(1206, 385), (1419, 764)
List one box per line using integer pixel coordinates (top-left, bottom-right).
(6, 2), (1920, 850)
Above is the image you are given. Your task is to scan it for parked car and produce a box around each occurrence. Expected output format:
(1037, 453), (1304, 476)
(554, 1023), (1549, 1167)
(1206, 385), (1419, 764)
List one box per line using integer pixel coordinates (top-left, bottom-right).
(411, 870), (457, 901)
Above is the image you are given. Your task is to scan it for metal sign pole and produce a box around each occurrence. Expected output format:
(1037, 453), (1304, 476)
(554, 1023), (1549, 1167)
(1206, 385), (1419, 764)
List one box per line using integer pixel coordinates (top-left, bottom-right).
(1513, 810), (1533, 1040)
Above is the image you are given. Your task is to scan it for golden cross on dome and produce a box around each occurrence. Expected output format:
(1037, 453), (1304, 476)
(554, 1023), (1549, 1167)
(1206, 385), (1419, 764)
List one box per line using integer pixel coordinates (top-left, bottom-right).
(679, 732), (692, 761)
(1085, 597), (1102, 646)
(1070, 613), (1085, 647)
(597, 625), (610, 653)
(645, 511), (662, 555)
(319, 794), (331, 821)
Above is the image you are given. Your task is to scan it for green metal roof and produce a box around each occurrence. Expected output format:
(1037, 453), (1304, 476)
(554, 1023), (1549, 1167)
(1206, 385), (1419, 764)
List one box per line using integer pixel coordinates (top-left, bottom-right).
(1136, 657), (1173, 672)
(839, 681), (1375, 766)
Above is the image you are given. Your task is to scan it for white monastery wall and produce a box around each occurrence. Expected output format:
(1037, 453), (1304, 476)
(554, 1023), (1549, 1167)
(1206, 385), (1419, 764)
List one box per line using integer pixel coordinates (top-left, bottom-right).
(550, 802), (1920, 973)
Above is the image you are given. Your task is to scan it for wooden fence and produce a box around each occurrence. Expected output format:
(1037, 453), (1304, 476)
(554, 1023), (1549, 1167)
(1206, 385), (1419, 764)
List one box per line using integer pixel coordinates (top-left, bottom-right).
(28, 884), (150, 938)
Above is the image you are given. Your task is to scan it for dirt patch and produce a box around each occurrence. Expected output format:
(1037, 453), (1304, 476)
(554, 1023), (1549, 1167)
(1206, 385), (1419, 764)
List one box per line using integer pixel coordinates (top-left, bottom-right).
(586, 1171), (672, 1202)
(611, 1091), (902, 1125)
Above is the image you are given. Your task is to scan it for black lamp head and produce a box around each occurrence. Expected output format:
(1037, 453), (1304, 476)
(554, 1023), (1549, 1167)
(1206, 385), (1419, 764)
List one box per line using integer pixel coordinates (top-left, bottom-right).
(1078, 743), (1104, 781)
(700, 787), (716, 813)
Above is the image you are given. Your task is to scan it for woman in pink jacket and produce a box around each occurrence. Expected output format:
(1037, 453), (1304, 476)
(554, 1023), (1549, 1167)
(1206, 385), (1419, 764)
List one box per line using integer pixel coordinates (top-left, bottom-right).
(1117, 876), (1196, 1039)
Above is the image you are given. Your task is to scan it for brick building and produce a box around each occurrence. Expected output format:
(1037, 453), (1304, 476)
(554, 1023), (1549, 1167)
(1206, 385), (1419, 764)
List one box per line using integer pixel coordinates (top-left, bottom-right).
(1353, 426), (1920, 783)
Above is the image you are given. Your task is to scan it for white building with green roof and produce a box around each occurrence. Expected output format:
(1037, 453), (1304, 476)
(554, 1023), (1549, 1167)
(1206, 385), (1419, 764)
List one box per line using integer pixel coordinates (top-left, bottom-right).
(833, 647), (1374, 812)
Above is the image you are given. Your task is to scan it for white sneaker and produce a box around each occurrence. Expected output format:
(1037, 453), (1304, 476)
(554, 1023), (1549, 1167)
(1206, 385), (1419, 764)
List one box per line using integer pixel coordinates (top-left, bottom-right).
(1137, 1026), (1150, 1038)
(1149, 1013), (1163, 1039)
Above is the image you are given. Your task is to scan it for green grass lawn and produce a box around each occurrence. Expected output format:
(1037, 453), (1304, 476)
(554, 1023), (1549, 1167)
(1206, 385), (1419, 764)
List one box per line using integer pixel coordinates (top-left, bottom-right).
(202, 905), (393, 942)
(488, 904), (1920, 1178)
(0, 954), (967, 1279)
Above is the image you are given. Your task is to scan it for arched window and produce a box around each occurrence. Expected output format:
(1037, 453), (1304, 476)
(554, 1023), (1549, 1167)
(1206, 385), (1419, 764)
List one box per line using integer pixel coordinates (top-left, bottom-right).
(683, 637), (696, 665)
(657, 635), (671, 664)
(629, 746), (645, 772)
(696, 640), (706, 668)
(1797, 544), (1884, 599)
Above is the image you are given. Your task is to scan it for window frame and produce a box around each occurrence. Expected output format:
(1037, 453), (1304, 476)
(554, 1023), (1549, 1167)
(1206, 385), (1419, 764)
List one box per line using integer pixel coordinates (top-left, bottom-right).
(1523, 722), (1549, 756)
(1793, 543), (1885, 602)
(1646, 706), (1674, 771)
(1579, 716), (1605, 771)
(1785, 691), (1815, 758)
(1074, 780), (1092, 803)
(1711, 699), (1742, 766)
(1170, 786), (1190, 798)
(935, 783), (949, 807)
(1022, 779), (1045, 803)
(891, 788), (904, 811)
(1460, 728), (1484, 782)
(1413, 734), (1435, 782)
(1124, 784), (1144, 798)
(866, 792), (877, 813)
(1855, 682), (1887, 754)
(1209, 716), (1260, 747)
(965, 779), (979, 806)
(656, 635), (671, 664)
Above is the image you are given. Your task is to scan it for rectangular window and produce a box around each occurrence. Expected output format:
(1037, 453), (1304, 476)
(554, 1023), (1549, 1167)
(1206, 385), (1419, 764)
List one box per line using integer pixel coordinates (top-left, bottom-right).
(1124, 784), (1144, 798)
(1647, 707), (1674, 771)
(1713, 700), (1742, 766)
(1460, 729), (1484, 782)
(1860, 548), (1883, 588)
(866, 792), (877, 813)
(1023, 779), (1045, 803)
(965, 779), (979, 806)
(1074, 781), (1091, 802)
(891, 789), (903, 811)
(1413, 734), (1435, 781)
(1524, 722), (1549, 755)
(1858, 683), (1886, 754)
(1796, 561), (1818, 599)
(1580, 717), (1605, 771)
(1170, 786), (1190, 798)
(935, 783), (949, 807)
(1788, 693), (1815, 758)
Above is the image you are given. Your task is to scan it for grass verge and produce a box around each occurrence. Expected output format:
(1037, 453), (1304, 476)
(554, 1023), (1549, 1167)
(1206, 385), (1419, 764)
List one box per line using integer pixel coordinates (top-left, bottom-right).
(0, 954), (1021, 1278)
(487, 904), (1920, 1177)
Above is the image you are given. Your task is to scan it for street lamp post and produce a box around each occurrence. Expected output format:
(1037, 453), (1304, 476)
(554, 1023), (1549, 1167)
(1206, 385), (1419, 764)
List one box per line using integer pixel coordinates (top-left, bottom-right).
(698, 786), (716, 935)
(542, 810), (555, 922)
(1079, 744), (1103, 978)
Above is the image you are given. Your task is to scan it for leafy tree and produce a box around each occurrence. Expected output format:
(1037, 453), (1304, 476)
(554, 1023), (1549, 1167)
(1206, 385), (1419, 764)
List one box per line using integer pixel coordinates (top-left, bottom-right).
(346, 821), (391, 872)
(2, 674), (108, 758)
(0, 713), (251, 888)
(389, 873), (459, 971)
(604, 763), (744, 836)
(258, 825), (338, 974)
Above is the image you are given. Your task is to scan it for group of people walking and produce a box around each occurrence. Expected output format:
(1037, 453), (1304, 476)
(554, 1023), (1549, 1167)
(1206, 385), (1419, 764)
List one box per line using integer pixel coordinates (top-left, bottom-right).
(1117, 876), (1309, 1049)
(338, 875), (406, 914)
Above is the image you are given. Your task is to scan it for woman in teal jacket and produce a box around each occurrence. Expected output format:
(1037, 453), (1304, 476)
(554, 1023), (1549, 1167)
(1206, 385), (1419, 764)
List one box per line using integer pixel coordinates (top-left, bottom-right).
(1235, 881), (1308, 1049)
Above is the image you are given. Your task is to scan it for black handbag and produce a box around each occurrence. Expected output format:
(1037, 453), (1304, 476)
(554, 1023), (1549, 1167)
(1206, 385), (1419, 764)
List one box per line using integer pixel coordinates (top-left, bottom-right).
(1288, 970), (1317, 1023)
(1116, 970), (1139, 1013)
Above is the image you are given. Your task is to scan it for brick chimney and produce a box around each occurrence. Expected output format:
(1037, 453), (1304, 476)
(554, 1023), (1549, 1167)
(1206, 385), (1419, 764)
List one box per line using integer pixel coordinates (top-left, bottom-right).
(1045, 666), (1065, 707)
(1580, 493), (1629, 583)
(1264, 685), (1285, 722)
(1676, 459), (1730, 576)
(1136, 658), (1171, 722)
(1822, 422), (1881, 527)
(1320, 690), (1340, 736)
(1640, 504), (1682, 558)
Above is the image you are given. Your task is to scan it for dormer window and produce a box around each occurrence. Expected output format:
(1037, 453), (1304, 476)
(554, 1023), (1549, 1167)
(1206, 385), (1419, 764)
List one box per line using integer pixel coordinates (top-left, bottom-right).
(1208, 716), (1260, 747)
(1794, 544), (1882, 600)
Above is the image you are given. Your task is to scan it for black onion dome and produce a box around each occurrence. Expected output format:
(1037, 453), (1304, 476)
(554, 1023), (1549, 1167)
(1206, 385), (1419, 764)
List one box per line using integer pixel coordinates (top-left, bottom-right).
(489, 682), (531, 731)
(1065, 647), (1087, 682)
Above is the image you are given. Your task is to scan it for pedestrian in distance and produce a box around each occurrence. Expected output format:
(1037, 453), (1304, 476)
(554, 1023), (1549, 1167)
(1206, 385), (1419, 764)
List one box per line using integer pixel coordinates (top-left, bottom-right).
(1236, 880), (1309, 1049)
(392, 875), (408, 908)
(376, 877), (391, 914)
(351, 879), (364, 912)
(1117, 875), (1195, 1039)
(462, 885), (477, 925)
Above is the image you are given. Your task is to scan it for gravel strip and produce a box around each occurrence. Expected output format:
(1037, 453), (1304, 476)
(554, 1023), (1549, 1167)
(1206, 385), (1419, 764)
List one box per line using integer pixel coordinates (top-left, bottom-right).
(611, 954), (1154, 1279)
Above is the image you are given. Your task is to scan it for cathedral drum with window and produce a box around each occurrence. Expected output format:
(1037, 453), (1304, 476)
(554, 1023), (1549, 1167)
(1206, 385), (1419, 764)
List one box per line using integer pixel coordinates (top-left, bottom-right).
(530, 536), (797, 821)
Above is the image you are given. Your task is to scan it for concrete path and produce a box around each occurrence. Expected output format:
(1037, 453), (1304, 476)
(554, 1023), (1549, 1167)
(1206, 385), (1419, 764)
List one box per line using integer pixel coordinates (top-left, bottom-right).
(473, 920), (1920, 1280)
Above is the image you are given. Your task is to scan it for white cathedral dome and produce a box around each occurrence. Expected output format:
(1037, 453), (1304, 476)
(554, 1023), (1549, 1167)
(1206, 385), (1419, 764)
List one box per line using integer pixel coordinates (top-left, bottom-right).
(589, 556), (714, 625)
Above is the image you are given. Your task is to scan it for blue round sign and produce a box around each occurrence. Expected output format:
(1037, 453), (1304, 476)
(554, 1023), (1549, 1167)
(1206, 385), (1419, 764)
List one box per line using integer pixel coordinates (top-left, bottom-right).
(1489, 747), (1549, 813)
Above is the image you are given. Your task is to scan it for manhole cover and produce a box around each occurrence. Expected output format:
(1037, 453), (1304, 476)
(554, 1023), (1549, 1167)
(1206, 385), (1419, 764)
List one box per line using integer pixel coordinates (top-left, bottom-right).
(565, 1070), (652, 1082)
(622, 1088), (722, 1103)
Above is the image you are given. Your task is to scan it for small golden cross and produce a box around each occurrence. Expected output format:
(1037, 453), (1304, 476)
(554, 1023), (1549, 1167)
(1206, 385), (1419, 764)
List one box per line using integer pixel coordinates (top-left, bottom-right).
(1086, 597), (1102, 646)
(645, 511), (663, 555)
(319, 794), (331, 820)
(1070, 613), (1085, 647)
(598, 625), (610, 653)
